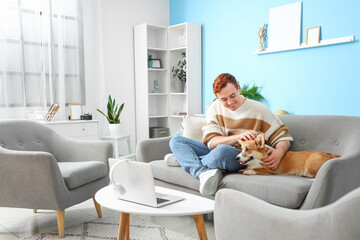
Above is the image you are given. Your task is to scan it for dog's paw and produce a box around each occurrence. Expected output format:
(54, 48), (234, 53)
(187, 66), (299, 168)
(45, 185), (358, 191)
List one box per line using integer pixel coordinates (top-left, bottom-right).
(239, 169), (247, 173)
(243, 170), (256, 175)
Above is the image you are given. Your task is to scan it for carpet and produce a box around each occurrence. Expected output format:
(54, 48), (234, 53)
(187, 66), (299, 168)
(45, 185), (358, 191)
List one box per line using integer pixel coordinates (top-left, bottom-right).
(20, 215), (195, 240)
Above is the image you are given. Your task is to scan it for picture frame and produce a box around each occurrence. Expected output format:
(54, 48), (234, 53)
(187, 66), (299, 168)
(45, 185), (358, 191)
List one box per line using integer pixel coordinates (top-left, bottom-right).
(151, 59), (161, 68)
(306, 26), (321, 45)
(69, 104), (82, 120)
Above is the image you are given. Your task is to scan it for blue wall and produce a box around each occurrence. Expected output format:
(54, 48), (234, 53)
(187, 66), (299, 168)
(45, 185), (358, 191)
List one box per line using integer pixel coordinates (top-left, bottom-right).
(170, 0), (360, 116)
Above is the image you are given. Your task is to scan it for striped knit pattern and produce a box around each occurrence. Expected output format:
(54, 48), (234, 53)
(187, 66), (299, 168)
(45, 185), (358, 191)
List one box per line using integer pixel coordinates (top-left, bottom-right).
(202, 99), (293, 147)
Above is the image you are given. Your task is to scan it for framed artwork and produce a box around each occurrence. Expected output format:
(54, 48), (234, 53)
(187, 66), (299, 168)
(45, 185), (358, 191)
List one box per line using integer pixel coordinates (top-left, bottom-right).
(152, 59), (161, 68)
(69, 104), (82, 120)
(306, 26), (321, 45)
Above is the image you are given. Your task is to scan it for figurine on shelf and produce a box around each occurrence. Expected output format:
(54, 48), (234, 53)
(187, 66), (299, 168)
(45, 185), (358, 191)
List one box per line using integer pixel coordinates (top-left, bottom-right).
(258, 24), (267, 52)
(152, 79), (162, 93)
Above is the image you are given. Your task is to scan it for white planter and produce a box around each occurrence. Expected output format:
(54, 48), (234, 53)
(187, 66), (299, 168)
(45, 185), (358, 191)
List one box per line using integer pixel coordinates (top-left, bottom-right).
(108, 123), (123, 137)
(174, 80), (185, 93)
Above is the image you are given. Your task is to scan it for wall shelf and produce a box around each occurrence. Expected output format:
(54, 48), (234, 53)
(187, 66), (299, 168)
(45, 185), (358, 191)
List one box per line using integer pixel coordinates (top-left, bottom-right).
(254, 36), (355, 55)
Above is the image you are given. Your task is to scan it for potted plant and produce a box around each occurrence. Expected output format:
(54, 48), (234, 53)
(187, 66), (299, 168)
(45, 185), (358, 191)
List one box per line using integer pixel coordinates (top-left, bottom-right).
(212, 82), (265, 102)
(171, 52), (186, 92)
(148, 54), (153, 68)
(240, 83), (265, 101)
(97, 95), (125, 136)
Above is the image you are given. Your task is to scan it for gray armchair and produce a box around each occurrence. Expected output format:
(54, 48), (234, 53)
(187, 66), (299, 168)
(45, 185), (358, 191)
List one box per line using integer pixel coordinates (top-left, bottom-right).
(214, 187), (360, 240)
(0, 120), (113, 238)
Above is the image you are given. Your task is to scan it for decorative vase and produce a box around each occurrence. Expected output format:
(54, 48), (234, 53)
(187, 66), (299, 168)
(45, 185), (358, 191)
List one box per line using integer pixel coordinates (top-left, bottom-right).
(148, 61), (153, 68)
(174, 80), (185, 93)
(108, 123), (123, 137)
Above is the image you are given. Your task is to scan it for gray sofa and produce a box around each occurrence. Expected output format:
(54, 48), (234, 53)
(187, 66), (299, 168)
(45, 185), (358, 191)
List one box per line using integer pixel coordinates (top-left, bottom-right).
(137, 115), (360, 209)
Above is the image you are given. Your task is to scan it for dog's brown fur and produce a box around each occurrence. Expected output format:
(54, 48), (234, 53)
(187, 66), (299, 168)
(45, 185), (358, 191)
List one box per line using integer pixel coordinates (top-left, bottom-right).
(236, 133), (340, 178)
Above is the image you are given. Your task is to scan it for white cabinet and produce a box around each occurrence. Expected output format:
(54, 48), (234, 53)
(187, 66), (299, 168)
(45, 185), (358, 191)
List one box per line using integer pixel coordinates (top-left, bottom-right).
(134, 22), (202, 142)
(44, 120), (99, 140)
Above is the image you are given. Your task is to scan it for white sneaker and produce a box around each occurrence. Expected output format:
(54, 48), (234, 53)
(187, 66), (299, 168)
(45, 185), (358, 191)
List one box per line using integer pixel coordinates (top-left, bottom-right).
(199, 169), (223, 196)
(164, 153), (181, 167)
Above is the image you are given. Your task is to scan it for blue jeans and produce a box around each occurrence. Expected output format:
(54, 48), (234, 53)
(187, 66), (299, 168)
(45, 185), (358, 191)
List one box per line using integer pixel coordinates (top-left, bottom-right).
(169, 136), (244, 178)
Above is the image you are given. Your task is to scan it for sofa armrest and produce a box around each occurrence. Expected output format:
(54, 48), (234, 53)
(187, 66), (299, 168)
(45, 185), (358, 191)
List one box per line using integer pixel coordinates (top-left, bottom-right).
(214, 188), (360, 240)
(301, 153), (360, 209)
(0, 147), (69, 209)
(136, 136), (172, 163)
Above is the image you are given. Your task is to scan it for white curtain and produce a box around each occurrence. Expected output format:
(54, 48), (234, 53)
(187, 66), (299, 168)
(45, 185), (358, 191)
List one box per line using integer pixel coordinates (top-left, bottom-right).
(0, 0), (84, 120)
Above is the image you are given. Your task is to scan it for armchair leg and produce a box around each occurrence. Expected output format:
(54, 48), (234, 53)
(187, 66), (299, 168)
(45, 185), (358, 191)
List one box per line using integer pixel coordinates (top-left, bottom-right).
(93, 197), (102, 218)
(56, 210), (65, 238)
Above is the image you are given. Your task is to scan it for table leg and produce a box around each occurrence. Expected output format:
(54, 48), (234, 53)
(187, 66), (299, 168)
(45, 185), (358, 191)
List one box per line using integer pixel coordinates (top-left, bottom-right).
(117, 212), (130, 240)
(192, 214), (208, 240)
(126, 219), (129, 240)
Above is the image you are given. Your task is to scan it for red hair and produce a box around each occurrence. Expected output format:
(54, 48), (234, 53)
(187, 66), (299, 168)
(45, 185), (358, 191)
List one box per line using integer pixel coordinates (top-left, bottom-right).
(213, 73), (238, 94)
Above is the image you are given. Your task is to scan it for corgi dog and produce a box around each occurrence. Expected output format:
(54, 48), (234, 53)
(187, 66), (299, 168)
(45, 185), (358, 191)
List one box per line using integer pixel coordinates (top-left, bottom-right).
(236, 133), (340, 178)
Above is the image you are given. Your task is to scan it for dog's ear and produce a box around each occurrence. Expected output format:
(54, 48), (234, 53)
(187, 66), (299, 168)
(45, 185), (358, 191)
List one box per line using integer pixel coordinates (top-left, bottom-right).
(255, 133), (265, 149)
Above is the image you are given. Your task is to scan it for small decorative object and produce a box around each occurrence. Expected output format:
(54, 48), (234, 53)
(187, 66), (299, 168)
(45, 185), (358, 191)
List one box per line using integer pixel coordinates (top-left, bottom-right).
(175, 112), (187, 116)
(306, 26), (320, 45)
(151, 59), (161, 68)
(80, 112), (93, 120)
(69, 104), (82, 120)
(172, 52), (186, 92)
(151, 80), (162, 93)
(177, 35), (186, 47)
(148, 54), (153, 68)
(275, 109), (289, 115)
(258, 24), (267, 51)
(97, 95), (125, 136)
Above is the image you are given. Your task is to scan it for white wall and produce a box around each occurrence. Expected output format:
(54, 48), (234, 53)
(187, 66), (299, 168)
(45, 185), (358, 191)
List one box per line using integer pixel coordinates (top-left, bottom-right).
(82, 0), (170, 154)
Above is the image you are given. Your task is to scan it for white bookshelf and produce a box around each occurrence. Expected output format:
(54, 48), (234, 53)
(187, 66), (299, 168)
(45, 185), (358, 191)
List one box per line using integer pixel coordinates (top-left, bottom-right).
(134, 22), (202, 142)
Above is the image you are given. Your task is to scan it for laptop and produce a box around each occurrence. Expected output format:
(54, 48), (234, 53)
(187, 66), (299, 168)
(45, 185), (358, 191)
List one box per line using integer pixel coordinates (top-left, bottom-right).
(110, 160), (184, 208)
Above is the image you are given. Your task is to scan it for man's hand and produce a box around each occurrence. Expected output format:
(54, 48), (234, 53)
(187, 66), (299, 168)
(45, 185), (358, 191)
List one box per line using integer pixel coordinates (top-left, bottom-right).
(236, 130), (257, 141)
(261, 148), (284, 169)
(261, 141), (289, 170)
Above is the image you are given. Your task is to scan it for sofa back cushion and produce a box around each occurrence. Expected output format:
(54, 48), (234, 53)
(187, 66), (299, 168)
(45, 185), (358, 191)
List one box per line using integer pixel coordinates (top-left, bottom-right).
(279, 115), (360, 155)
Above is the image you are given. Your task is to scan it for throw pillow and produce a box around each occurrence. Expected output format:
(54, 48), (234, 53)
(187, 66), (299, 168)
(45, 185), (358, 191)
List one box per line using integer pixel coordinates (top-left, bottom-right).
(182, 116), (207, 142)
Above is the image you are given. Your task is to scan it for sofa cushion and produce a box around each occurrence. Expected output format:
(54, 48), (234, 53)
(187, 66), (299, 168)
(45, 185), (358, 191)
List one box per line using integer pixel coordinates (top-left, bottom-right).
(150, 160), (200, 190)
(219, 174), (313, 208)
(58, 161), (107, 190)
(151, 160), (313, 208)
(182, 116), (207, 141)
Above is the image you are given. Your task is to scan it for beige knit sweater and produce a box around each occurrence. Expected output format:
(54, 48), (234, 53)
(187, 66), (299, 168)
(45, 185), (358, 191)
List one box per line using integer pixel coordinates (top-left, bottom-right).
(202, 99), (293, 148)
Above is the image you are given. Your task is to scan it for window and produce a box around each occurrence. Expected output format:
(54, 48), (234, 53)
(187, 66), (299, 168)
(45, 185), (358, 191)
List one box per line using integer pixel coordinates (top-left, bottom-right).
(0, 0), (85, 107)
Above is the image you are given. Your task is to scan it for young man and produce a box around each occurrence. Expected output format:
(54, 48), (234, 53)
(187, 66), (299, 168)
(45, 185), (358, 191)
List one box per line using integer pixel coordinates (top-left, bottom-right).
(170, 73), (293, 196)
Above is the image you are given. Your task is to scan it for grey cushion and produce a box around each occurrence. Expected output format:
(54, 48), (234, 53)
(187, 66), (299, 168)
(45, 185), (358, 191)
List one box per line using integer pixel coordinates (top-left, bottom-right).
(150, 160), (199, 190)
(219, 174), (313, 208)
(58, 161), (107, 190)
(151, 160), (312, 208)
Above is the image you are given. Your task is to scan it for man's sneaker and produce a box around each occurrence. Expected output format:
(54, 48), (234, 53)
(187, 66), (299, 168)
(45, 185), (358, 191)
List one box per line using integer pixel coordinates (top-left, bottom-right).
(164, 153), (181, 167)
(199, 169), (223, 196)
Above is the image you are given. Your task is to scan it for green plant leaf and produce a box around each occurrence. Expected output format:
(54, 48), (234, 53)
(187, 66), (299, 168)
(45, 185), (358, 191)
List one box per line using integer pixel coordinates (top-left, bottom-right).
(97, 109), (111, 123)
(98, 95), (125, 124)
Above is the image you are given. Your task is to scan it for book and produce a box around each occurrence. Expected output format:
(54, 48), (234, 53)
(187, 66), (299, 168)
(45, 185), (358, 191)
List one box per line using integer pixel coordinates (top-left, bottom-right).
(48, 105), (60, 122)
(43, 104), (55, 121)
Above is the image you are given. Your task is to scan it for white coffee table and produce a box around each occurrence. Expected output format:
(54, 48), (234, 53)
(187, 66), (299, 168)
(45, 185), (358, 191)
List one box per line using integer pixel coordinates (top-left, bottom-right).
(95, 185), (214, 240)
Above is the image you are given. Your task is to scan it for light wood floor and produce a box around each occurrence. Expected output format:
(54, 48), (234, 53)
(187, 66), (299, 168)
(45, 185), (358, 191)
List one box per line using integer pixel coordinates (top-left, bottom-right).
(0, 198), (215, 239)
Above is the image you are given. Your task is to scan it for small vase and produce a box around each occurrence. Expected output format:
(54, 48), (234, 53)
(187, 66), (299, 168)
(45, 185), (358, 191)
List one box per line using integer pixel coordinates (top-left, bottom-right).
(108, 123), (123, 137)
(148, 61), (153, 68)
(173, 80), (185, 93)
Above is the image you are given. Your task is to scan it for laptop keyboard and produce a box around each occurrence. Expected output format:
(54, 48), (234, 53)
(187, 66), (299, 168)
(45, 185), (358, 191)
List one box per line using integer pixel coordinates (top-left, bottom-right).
(156, 197), (170, 204)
